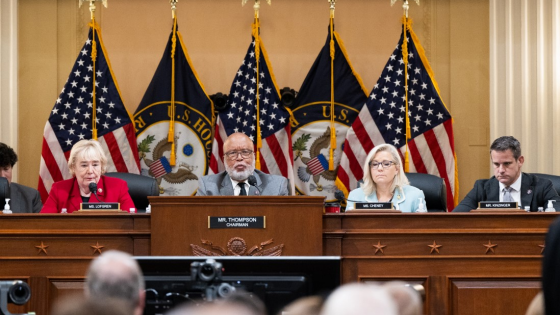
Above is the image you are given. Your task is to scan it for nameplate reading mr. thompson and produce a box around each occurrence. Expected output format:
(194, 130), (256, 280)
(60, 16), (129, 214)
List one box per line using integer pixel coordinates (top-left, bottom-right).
(209, 216), (266, 229)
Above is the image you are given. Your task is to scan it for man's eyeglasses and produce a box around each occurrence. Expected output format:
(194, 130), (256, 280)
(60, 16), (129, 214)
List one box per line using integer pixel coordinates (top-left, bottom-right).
(224, 150), (254, 160)
(369, 160), (395, 169)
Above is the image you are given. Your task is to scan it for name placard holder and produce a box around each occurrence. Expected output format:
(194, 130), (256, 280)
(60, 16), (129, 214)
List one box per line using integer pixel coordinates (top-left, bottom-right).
(209, 216), (266, 229)
(470, 201), (525, 213)
(347, 202), (401, 213)
(78, 202), (122, 212)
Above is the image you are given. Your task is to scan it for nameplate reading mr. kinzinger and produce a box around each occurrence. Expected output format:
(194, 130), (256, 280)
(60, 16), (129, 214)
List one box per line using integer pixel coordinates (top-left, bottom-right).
(209, 216), (266, 229)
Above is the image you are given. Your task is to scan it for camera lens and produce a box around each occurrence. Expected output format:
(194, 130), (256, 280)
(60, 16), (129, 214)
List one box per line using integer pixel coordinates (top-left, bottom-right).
(199, 264), (216, 282)
(217, 283), (236, 298)
(8, 281), (31, 305)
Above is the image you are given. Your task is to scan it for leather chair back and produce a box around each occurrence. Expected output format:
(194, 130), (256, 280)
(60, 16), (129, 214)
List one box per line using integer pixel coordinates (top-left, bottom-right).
(0, 177), (9, 210)
(356, 172), (447, 212)
(104, 172), (159, 211)
(533, 173), (560, 194)
(406, 172), (447, 212)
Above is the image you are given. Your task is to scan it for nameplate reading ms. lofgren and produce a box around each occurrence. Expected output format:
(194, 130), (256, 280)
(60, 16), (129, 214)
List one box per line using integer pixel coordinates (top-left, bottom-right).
(478, 201), (518, 209)
(80, 202), (120, 210)
(208, 216), (266, 229)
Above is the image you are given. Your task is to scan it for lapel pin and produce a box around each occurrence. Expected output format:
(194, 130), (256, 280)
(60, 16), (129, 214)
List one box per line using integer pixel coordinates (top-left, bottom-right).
(98, 188), (103, 193)
(527, 189), (532, 195)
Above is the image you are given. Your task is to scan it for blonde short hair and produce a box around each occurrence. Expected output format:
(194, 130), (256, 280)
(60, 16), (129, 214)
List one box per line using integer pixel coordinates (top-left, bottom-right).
(361, 144), (409, 196)
(68, 140), (108, 176)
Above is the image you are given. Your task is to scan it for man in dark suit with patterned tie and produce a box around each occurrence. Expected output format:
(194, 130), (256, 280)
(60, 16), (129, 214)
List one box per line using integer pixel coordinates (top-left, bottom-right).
(196, 133), (289, 196)
(453, 136), (560, 212)
(0, 142), (42, 213)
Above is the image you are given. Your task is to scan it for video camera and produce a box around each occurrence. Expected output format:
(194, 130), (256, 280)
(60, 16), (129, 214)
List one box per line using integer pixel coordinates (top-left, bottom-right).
(0, 280), (33, 315)
(190, 259), (236, 301)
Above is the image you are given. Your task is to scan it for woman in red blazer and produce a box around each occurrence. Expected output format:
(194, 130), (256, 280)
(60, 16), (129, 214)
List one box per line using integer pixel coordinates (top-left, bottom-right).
(41, 140), (134, 213)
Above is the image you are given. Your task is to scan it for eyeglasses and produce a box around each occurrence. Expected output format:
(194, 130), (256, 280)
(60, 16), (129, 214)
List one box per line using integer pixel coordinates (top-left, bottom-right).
(369, 160), (395, 169)
(224, 150), (254, 160)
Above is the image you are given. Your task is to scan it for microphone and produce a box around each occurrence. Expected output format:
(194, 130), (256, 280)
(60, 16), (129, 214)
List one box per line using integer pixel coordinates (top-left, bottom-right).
(334, 191), (362, 203)
(88, 182), (102, 202)
(247, 175), (261, 195)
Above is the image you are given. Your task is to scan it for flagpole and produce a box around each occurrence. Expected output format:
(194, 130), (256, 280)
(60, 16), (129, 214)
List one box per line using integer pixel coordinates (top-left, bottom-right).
(79, 0), (108, 140)
(328, 0), (336, 171)
(168, 2), (179, 166)
(244, 0), (271, 170)
(391, 0), (419, 172)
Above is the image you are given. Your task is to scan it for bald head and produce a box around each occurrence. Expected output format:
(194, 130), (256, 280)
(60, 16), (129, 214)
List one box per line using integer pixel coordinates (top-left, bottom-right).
(85, 250), (145, 315)
(321, 283), (397, 315)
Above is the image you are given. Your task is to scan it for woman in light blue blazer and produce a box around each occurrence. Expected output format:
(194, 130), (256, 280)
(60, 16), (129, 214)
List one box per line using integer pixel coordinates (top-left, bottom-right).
(346, 144), (425, 212)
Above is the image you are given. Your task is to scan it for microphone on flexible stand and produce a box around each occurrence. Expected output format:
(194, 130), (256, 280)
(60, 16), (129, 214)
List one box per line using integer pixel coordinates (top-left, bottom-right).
(88, 182), (102, 202)
(247, 175), (261, 195)
(334, 191), (362, 204)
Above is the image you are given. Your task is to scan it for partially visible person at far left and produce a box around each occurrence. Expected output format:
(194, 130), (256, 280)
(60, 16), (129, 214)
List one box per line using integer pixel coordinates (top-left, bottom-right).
(0, 142), (42, 213)
(41, 139), (134, 213)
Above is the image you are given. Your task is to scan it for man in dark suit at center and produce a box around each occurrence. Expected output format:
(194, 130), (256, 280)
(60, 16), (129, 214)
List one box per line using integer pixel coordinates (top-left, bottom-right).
(453, 136), (560, 212)
(196, 132), (289, 196)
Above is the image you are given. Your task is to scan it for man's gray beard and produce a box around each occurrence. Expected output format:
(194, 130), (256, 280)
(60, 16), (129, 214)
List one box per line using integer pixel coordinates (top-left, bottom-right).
(225, 162), (255, 181)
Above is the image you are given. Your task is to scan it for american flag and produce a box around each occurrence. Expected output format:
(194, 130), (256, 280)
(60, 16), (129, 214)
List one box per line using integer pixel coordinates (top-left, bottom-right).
(149, 157), (172, 179)
(336, 21), (458, 211)
(38, 22), (140, 202)
(209, 26), (295, 194)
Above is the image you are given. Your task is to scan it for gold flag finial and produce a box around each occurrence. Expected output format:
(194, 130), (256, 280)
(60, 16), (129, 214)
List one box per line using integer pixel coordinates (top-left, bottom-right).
(170, 0), (178, 18)
(391, 0), (419, 18)
(328, 0), (336, 12)
(242, 0), (271, 19)
(79, 0), (108, 19)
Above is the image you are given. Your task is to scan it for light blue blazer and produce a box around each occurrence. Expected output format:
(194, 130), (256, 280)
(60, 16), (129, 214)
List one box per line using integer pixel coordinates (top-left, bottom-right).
(346, 185), (425, 212)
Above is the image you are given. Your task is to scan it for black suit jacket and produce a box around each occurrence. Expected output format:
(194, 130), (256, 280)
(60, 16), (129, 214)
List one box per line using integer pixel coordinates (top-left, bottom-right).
(10, 182), (42, 213)
(453, 173), (560, 212)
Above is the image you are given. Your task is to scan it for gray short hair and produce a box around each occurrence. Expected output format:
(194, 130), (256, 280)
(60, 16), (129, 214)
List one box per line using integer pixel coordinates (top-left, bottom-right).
(85, 250), (144, 312)
(490, 136), (522, 159)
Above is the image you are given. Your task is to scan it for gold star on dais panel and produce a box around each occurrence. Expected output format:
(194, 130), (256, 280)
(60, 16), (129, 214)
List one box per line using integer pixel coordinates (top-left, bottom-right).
(373, 241), (387, 254)
(428, 241), (442, 254)
(483, 240), (497, 254)
(91, 242), (104, 255)
(35, 241), (49, 255)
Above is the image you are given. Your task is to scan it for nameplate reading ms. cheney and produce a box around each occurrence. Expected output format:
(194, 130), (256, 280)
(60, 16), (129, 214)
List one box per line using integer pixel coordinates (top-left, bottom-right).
(209, 216), (266, 229)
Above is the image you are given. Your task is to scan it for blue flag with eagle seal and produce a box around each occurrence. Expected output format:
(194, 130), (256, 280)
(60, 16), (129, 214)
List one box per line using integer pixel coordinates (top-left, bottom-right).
(134, 22), (214, 196)
(291, 24), (369, 202)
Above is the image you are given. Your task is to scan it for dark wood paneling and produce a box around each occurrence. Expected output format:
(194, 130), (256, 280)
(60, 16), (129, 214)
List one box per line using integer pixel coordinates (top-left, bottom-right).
(150, 196), (324, 256)
(450, 279), (540, 315)
(0, 209), (556, 315)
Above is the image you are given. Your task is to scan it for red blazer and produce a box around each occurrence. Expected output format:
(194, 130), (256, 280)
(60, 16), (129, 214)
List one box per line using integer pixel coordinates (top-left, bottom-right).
(41, 176), (135, 213)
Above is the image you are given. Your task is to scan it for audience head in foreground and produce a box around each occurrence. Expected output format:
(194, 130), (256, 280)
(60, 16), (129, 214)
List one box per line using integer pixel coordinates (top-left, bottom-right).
(453, 136), (560, 212)
(195, 133), (289, 196)
(321, 283), (398, 315)
(543, 217), (560, 315)
(85, 250), (145, 315)
(0, 142), (43, 213)
(383, 281), (423, 315)
(52, 294), (130, 315)
(166, 291), (266, 315)
(41, 139), (135, 213)
(346, 144), (425, 212)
